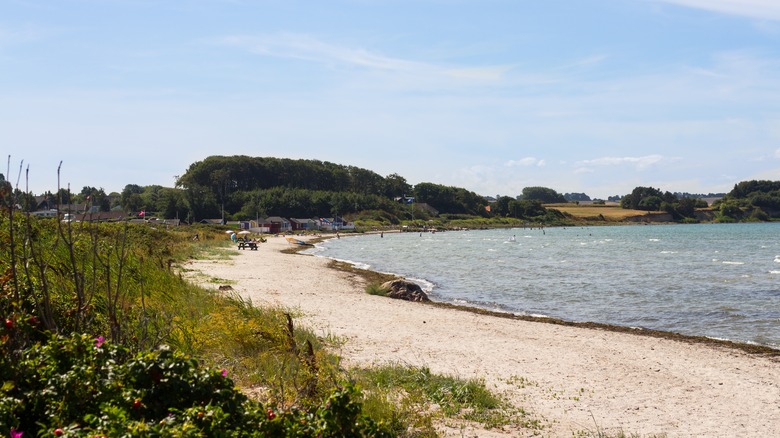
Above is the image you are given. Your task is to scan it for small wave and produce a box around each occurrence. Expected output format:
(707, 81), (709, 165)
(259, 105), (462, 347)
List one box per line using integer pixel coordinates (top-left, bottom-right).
(770, 270), (780, 275)
(407, 276), (435, 292)
(722, 261), (745, 265)
(648, 238), (660, 242)
(660, 251), (678, 254)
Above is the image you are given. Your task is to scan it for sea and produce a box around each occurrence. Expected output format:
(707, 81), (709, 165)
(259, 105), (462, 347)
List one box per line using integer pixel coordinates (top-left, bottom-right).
(305, 223), (780, 349)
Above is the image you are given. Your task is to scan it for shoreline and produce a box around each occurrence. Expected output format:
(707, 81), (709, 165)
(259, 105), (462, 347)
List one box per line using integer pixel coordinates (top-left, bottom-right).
(311, 232), (780, 356)
(187, 235), (780, 436)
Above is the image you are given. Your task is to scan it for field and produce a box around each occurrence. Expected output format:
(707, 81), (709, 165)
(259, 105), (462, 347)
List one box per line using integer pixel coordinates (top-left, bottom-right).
(544, 203), (664, 221)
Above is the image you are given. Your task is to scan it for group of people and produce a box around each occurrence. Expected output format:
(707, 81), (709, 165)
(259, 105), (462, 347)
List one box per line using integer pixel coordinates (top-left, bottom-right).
(230, 232), (265, 244)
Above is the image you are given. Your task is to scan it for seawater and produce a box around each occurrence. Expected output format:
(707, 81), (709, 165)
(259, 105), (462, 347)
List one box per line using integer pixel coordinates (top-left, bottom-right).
(306, 223), (780, 349)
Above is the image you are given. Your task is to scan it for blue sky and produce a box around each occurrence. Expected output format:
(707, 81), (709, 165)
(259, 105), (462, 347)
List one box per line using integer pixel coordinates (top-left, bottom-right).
(2, 0), (780, 199)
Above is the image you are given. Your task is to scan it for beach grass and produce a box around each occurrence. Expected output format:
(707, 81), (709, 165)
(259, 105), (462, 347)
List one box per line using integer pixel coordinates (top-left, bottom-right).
(351, 363), (537, 434)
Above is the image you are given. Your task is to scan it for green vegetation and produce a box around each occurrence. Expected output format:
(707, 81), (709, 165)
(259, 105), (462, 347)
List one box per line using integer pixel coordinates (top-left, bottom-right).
(1, 206), (524, 436)
(351, 364), (532, 433)
(713, 180), (780, 222)
(365, 282), (391, 297)
(619, 186), (708, 221)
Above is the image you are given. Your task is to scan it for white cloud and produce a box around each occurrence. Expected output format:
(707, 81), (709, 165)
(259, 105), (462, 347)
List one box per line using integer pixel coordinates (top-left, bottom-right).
(217, 33), (511, 84)
(578, 155), (669, 170)
(218, 33), (426, 71)
(656, 0), (780, 21)
(506, 157), (545, 167)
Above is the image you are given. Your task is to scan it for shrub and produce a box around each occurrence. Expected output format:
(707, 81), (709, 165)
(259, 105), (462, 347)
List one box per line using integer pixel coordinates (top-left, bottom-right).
(0, 332), (392, 437)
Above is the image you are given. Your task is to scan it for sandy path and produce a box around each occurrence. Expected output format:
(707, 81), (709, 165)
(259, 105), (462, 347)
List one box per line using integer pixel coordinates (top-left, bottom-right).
(187, 236), (780, 437)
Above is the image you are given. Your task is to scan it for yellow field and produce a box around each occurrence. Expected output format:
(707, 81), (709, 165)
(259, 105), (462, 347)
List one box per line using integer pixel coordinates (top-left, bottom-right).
(544, 203), (660, 220)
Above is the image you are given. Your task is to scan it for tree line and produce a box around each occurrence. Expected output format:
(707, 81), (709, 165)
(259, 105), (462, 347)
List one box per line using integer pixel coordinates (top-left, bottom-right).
(7, 162), (780, 225)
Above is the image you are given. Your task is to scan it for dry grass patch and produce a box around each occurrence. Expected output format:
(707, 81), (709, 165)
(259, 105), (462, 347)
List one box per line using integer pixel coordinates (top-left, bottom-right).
(546, 204), (662, 221)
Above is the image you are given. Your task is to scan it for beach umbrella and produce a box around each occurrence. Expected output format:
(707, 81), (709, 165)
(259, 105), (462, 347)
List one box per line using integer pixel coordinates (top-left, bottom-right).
(225, 230), (235, 234)
(237, 230), (251, 235)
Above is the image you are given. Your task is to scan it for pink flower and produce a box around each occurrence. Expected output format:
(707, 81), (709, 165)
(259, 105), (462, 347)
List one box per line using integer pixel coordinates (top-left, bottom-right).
(10, 427), (23, 438)
(221, 369), (228, 377)
(95, 336), (105, 348)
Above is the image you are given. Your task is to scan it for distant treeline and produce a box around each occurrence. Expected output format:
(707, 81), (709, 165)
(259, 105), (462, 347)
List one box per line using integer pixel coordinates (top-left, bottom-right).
(3, 162), (779, 224)
(174, 156), (488, 222)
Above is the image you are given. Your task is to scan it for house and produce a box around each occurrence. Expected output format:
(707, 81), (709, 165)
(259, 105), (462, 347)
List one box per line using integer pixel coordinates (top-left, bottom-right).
(199, 218), (224, 225)
(289, 218), (317, 231)
(317, 216), (354, 231)
(74, 211), (127, 222)
(264, 216), (291, 234)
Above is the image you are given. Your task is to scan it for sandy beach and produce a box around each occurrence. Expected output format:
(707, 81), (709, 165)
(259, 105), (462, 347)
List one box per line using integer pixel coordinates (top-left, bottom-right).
(187, 235), (780, 437)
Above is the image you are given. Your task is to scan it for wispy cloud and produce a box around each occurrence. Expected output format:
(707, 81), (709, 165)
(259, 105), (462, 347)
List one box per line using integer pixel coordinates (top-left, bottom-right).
(577, 155), (671, 170)
(656, 0), (780, 21)
(216, 32), (512, 84)
(506, 157), (545, 167)
(0, 24), (47, 48)
(218, 33), (425, 71)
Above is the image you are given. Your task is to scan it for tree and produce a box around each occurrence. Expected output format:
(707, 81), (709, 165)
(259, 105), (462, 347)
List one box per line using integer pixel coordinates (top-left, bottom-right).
(0, 174), (10, 208)
(521, 187), (566, 204)
(384, 173), (412, 198)
(78, 186), (110, 211)
(621, 186), (668, 211)
(564, 193), (591, 202)
(121, 184), (144, 213)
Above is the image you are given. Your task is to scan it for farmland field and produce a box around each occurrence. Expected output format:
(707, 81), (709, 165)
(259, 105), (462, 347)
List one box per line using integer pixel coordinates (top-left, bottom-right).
(544, 203), (664, 221)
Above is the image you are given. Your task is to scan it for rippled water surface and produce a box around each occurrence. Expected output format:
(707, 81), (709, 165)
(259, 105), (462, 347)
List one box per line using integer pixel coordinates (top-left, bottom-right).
(308, 223), (780, 348)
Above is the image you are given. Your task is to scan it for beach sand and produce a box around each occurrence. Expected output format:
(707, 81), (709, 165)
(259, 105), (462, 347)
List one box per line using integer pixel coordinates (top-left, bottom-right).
(186, 235), (780, 437)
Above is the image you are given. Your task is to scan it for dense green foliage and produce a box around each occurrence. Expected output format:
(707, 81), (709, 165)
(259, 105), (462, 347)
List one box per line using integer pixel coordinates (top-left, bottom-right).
(0, 332), (387, 437)
(412, 182), (488, 216)
(620, 186), (707, 221)
(521, 187), (566, 204)
(173, 155), (490, 222)
(713, 180), (780, 222)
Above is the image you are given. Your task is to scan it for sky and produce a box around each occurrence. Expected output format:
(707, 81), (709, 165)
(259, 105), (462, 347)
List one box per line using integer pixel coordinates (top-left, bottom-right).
(2, 0), (780, 200)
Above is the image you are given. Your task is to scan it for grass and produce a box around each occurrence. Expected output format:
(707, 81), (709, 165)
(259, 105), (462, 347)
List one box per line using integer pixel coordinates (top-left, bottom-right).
(366, 282), (390, 296)
(350, 364), (539, 435)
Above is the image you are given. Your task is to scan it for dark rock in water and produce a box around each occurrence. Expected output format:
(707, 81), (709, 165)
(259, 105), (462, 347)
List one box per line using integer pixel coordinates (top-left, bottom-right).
(380, 279), (430, 302)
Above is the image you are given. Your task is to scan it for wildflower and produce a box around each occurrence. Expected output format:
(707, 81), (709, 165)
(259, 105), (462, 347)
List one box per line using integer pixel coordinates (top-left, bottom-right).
(10, 427), (23, 438)
(221, 368), (228, 377)
(95, 336), (105, 348)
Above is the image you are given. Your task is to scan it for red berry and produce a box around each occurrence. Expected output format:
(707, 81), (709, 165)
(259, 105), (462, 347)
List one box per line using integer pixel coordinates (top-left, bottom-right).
(132, 399), (142, 409)
(267, 409), (276, 420)
(54, 428), (63, 436)
(4, 319), (13, 330)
